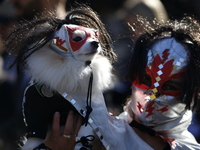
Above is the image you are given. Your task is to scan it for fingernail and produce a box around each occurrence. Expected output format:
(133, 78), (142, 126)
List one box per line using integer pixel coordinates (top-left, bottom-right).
(54, 112), (60, 117)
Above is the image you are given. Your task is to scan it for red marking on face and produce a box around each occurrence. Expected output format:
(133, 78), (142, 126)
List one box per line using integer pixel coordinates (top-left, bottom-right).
(137, 102), (143, 113)
(157, 105), (169, 113)
(161, 49), (170, 63)
(133, 49), (185, 97)
(53, 37), (66, 45)
(145, 101), (155, 118)
(66, 25), (99, 52)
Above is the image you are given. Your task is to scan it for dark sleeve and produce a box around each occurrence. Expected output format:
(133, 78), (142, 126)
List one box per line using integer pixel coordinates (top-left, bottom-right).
(23, 84), (76, 139)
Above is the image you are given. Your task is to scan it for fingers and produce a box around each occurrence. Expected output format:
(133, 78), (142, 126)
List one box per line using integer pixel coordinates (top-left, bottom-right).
(63, 110), (74, 136)
(51, 110), (82, 140)
(44, 111), (81, 150)
(51, 112), (61, 138)
(63, 110), (83, 138)
(73, 114), (82, 136)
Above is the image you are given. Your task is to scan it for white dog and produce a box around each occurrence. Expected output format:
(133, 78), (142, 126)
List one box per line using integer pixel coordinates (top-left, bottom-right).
(21, 24), (114, 150)
(27, 24), (113, 95)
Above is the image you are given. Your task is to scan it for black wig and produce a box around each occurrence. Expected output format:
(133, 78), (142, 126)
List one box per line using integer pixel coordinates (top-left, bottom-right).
(5, 5), (117, 73)
(126, 16), (200, 110)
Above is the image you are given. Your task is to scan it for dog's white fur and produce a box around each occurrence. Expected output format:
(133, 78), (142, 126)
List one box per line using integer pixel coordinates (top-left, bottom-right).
(27, 44), (113, 95)
(22, 25), (114, 150)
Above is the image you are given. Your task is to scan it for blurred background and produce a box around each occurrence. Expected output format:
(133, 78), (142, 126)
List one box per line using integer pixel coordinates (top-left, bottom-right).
(0, 0), (200, 149)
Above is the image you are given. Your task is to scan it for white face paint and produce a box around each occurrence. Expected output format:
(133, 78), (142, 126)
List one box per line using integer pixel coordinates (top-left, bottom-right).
(50, 24), (100, 59)
(130, 37), (190, 127)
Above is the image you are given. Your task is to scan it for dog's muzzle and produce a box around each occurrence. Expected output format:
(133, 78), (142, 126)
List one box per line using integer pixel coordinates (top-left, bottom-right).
(91, 41), (99, 49)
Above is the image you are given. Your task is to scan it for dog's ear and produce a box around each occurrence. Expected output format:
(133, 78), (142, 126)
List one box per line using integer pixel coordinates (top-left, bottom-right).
(5, 16), (61, 73)
(50, 25), (70, 54)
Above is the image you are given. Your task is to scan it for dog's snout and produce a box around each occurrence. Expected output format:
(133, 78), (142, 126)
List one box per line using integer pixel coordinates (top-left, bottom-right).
(91, 41), (99, 48)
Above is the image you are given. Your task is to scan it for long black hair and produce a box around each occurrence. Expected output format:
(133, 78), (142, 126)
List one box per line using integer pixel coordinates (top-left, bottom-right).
(126, 16), (200, 110)
(5, 5), (117, 73)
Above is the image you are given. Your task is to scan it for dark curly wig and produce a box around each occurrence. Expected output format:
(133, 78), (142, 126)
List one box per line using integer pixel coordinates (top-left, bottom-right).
(5, 5), (117, 73)
(126, 16), (200, 110)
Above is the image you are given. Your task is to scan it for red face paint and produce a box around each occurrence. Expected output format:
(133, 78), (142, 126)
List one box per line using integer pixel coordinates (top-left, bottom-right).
(66, 25), (99, 52)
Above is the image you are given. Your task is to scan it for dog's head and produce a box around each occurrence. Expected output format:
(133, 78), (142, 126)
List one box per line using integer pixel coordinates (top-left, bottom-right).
(50, 24), (100, 63)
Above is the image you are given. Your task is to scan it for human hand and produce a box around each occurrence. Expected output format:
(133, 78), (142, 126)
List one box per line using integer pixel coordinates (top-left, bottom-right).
(44, 111), (82, 150)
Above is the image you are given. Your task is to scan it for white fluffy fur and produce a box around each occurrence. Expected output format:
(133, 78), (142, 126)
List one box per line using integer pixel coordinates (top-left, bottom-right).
(27, 44), (113, 95)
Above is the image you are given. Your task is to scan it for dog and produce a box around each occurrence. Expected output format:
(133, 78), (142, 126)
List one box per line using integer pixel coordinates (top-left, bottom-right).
(21, 23), (114, 150)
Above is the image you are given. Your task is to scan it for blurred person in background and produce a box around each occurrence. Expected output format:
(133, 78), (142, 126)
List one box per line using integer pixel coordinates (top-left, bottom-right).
(10, 0), (67, 20)
(0, 0), (67, 149)
(0, 0), (25, 149)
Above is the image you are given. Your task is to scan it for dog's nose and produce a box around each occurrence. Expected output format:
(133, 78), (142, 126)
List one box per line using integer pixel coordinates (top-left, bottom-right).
(91, 41), (99, 48)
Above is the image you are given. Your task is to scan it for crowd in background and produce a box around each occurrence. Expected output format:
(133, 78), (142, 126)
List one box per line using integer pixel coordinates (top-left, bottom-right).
(0, 0), (200, 149)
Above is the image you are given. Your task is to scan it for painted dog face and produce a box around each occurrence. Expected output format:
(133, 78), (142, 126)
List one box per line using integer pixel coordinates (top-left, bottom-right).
(50, 24), (100, 62)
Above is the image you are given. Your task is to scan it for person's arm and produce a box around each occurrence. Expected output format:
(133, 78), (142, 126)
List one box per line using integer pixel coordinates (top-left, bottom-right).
(35, 111), (82, 150)
(132, 127), (170, 150)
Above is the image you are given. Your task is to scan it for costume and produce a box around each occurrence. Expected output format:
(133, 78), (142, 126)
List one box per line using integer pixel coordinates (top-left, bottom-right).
(120, 36), (200, 149)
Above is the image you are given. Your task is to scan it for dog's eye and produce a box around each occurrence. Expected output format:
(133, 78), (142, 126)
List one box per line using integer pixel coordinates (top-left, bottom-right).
(72, 30), (86, 42)
(73, 36), (82, 42)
